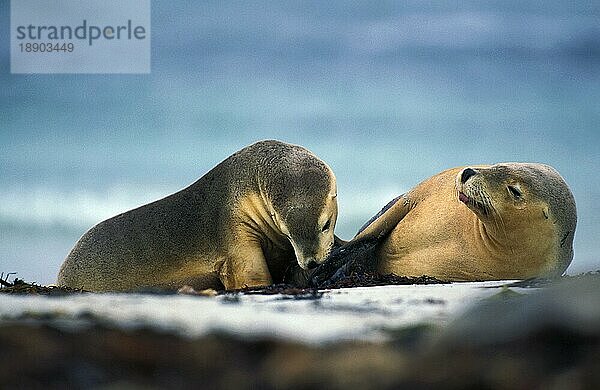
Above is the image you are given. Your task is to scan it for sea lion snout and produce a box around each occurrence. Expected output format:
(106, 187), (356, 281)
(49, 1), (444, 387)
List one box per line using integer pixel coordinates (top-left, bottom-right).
(296, 255), (317, 271)
(306, 259), (319, 270)
(296, 246), (331, 270)
(461, 168), (478, 183)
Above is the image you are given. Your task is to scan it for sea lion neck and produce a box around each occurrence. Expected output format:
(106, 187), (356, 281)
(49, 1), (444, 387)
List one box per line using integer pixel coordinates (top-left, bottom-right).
(475, 209), (558, 277)
(238, 189), (290, 251)
(475, 216), (507, 256)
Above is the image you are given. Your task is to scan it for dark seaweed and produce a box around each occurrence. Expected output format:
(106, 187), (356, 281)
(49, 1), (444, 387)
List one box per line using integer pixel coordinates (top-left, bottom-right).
(0, 273), (87, 295)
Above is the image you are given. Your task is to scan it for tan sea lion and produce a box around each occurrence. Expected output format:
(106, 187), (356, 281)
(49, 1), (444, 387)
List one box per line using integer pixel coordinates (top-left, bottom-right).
(57, 140), (338, 291)
(314, 163), (576, 284)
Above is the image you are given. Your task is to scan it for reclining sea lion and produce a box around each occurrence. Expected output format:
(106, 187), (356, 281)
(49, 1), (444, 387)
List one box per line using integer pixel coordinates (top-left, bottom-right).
(311, 163), (576, 285)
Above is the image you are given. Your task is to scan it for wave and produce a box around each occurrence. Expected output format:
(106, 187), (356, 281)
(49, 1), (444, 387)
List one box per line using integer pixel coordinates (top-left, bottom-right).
(0, 186), (172, 230)
(0, 185), (405, 239)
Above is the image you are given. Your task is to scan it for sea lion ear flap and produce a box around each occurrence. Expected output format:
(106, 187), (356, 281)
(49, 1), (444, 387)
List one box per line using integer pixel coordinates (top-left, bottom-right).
(543, 207), (550, 220)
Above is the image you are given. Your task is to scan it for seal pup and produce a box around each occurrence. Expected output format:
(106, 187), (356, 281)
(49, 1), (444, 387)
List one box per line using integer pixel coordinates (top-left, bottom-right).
(58, 140), (338, 291)
(312, 163), (576, 284)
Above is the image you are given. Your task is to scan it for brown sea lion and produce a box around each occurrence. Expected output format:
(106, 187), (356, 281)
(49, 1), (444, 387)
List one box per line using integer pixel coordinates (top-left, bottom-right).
(58, 140), (338, 291)
(312, 163), (576, 284)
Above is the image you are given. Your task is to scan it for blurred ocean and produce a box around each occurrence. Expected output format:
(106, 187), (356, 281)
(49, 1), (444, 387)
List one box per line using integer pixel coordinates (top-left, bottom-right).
(1, 1), (599, 284)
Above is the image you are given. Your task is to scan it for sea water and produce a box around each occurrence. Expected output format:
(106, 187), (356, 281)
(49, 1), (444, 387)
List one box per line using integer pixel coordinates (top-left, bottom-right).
(1, 1), (599, 283)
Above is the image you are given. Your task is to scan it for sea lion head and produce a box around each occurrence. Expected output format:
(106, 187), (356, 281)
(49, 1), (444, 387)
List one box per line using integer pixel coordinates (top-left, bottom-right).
(267, 152), (338, 271)
(456, 163), (577, 275)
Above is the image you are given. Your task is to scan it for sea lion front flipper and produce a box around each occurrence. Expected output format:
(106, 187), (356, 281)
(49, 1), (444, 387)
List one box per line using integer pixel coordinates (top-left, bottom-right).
(309, 195), (414, 287)
(220, 241), (273, 290)
(353, 194), (412, 241)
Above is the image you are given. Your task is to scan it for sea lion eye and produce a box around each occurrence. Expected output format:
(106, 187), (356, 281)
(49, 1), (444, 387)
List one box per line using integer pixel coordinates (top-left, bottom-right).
(508, 185), (522, 199)
(321, 219), (331, 232)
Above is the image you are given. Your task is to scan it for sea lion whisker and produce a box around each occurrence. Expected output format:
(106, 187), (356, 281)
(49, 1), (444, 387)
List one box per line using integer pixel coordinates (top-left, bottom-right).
(483, 190), (508, 242)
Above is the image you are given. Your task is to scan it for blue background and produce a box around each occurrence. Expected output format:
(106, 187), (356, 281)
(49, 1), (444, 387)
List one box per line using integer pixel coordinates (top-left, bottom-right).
(1, 1), (599, 283)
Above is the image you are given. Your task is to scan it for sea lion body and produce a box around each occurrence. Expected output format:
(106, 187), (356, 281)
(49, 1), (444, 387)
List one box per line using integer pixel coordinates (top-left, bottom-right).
(324, 163), (576, 282)
(58, 140), (338, 291)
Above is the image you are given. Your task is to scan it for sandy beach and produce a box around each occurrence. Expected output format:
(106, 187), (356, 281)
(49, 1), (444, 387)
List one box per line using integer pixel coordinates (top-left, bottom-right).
(2, 276), (598, 388)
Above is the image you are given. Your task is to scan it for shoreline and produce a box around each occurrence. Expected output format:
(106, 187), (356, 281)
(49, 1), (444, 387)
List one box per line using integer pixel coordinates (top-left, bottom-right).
(1, 275), (598, 388)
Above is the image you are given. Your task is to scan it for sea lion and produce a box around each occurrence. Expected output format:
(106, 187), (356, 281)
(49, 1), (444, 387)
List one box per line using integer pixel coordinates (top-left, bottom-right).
(57, 140), (338, 291)
(312, 163), (576, 284)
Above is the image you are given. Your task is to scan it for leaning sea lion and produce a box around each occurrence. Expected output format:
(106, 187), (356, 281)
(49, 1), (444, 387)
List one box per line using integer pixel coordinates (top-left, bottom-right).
(312, 163), (576, 284)
(58, 140), (338, 291)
